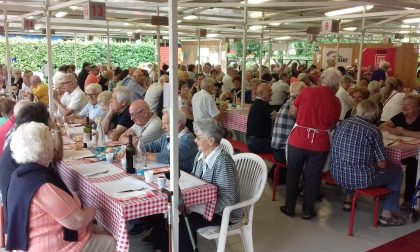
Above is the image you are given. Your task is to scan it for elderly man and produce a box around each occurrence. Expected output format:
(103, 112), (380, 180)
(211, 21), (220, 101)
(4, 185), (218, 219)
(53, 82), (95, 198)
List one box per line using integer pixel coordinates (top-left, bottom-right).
(119, 100), (163, 146)
(53, 73), (87, 116)
(144, 108), (197, 173)
(126, 69), (148, 101)
(270, 72), (290, 111)
(222, 67), (234, 95)
(331, 100), (405, 226)
(280, 69), (341, 220)
(246, 83), (275, 153)
(66, 83), (106, 124)
(372, 61), (389, 84)
(336, 75), (354, 120)
(84, 64), (100, 87)
(102, 87), (134, 141)
(192, 79), (224, 127)
(29, 75), (49, 106)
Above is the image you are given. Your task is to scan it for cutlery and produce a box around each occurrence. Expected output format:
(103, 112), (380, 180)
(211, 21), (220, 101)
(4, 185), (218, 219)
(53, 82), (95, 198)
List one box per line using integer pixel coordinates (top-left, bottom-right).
(117, 188), (145, 193)
(387, 141), (396, 146)
(85, 169), (109, 177)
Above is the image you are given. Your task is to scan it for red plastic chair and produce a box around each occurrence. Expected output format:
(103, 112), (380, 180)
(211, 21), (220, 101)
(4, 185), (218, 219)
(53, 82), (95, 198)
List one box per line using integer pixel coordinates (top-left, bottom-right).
(0, 203), (5, 248)
(322, 171), (338, 186)
(348, 187), (391, 236)
(227, 139), (249, 153)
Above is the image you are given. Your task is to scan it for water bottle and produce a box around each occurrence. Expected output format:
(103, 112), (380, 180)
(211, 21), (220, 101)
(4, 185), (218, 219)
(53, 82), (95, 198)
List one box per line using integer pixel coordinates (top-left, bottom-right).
(95, 119), (105, 147)
(136, 137), (148, 176)
(231, 90), (237, 108)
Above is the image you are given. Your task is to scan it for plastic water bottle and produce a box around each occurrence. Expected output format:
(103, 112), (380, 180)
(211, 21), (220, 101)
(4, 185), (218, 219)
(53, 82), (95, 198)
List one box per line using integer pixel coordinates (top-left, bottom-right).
(95, 119), (105, 147)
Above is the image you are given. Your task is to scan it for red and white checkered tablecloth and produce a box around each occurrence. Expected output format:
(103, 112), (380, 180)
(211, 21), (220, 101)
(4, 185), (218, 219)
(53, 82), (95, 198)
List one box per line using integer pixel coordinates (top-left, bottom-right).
(57, 158), (217, 252)
(385, 142), (420, 164)
(220, 108), (249, 133)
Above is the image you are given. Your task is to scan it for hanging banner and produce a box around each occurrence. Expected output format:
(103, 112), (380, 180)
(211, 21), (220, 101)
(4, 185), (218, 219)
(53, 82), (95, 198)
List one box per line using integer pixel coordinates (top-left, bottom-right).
(321, 47), (353, 68)
(361, 48), (396, 75)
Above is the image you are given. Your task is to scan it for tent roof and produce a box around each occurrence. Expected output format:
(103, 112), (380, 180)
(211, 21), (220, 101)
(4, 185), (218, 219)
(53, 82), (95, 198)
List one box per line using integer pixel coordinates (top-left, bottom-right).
(1, 0), (420, 41)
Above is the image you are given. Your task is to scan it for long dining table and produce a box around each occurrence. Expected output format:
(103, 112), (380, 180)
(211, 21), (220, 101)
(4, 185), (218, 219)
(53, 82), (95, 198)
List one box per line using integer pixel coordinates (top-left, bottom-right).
(57, 146), (217, 252)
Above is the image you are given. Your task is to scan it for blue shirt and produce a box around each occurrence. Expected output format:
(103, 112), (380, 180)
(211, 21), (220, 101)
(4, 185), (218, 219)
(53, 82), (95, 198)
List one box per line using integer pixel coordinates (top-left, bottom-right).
(271, 98), (295, 150)
(330, 116), (386, 190)
(78, 103), (106, 122)
(126, 79), (146, 101)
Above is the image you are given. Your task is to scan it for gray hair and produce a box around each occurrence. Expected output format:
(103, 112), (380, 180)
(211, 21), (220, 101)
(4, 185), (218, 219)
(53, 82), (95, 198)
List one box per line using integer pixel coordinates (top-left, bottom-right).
(194, 118), (223, 144)
(321, 68), (342, 90)
(61, 73), (77, 84)
(11, 122), (53, 165)
(85, 83), (102, 94)
(340, 75), (353, 86)
(162, 108), (187, 126)
(379, 61), (389, 70)
(297, 73), (309, 81)
(290, 81), (306, 97)
(356, 99), (379, 122)
(97, 90), (112, 106)
(200, 78), (215, 90)
(367, 80), (381, 94)
(249, 78), (261, 86)
(158, 74), (169, 85)
(112, 87), (132, 105)
(14, 100), (31, 115)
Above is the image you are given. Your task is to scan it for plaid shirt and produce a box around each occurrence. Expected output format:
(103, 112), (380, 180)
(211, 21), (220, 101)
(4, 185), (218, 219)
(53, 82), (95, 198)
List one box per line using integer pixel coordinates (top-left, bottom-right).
(271, 98), (295, 150)
(330, 116), (386, 190)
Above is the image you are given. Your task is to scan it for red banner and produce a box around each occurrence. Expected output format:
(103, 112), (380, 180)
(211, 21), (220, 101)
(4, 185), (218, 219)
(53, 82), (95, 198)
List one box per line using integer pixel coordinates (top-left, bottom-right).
(361, 48), (396, 76)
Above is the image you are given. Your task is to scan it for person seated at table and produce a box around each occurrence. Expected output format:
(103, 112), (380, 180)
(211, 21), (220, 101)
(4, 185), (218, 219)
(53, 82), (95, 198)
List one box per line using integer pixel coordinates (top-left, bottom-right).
(0, 102), (63, 230)
(6, 121), (117, 252)
(270, 72), (290, 111)
(244, 78), (261, 104)
(380, 77), (405, 122)
(331, 100), (405, 226)
(344, 86), (370, 119)
(97, 90), (112, 115)
(271, 82), (306, 180)
(246, 83), (275, 153)
(53, 73), (88, 116)
(155, 118), (242, 252)
(144, 108), (197, 173)
(119, 99), (163, 146)
(380, 94), (420, 210)
(220, 75), (242, 104)
(28, 75), (49, 106)
(102, 87), (134, 141)
(336, 75), (354, 120)
(66, 83), (106, 125)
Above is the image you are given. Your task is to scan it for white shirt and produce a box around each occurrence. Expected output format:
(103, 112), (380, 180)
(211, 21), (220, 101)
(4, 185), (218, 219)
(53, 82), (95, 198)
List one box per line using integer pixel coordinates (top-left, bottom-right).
(222, 74), (233, 95)
(130, 114), (163, 144)
(192, 89), (220, 124)
(336, 86), (353, 120)
(60, 86), (88, 113)
(381, 90), (405, 121)
(21, 83), (31, 93)
(197, 145), (222, 176)
(270, 80), (290, 106)
(144, 83), (163, 113)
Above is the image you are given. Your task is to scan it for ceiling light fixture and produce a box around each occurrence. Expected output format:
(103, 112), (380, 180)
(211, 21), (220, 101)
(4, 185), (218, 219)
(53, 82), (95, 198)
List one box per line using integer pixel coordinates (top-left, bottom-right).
(400, 24), (411, 28)
(274, 36), (291, 40)
(26, 16), (34, 19)
(399, 30), (410, 34)
(207, 33), (220, 38)
(403, 17), (420, 24)
(183, 15), (197, 20)
(249, 25), (266, 30)
(55, 12), (68, 18)
(69, 6), (78, 10)
(269, 22), (280, 26)
(249, 11), (263, 18)
(343, 27), (357, 31)
(325, 5), (374, 17)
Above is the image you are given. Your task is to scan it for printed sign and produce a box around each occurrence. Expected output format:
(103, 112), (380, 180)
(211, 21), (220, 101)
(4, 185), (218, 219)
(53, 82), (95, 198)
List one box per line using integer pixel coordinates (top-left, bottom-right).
(22, 19), (35, 31)
(84, 2), (106, 20)
(321, 47), (353, 68)
(362, 48), (396, 75)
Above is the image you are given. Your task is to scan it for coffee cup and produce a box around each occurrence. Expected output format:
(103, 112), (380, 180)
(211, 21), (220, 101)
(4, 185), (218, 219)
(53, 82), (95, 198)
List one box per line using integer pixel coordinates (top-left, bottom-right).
(144, 170), (154, 183)
(157, 175), (166, 189)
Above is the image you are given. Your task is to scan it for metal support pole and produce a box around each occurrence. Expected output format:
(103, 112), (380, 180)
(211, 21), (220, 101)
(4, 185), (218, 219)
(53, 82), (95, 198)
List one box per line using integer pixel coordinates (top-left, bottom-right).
(219, 39), (222, 65)
(3, 4), (11, 98)
(335, 32), (340, 67)
(45, 0), (54, 111)
(240, 0), (248, 107)
(259, 12), (264, 79)
(106, 21), (111, 68)
(197, 33), (201, 73)
(156, 6), (161, 79)
(168, 0), (179, 251)
(356, 7), (366, 84)
(268, 30), (272, 66)
(74, 33), (77, 67)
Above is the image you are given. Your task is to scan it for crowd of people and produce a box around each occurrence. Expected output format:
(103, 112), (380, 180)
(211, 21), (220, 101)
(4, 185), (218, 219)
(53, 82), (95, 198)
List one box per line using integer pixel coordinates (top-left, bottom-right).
(0, 57), (418, 251)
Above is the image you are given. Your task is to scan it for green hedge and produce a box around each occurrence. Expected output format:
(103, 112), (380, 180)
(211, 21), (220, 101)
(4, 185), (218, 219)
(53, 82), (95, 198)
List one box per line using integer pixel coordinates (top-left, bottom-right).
(0, 37), (156, 71)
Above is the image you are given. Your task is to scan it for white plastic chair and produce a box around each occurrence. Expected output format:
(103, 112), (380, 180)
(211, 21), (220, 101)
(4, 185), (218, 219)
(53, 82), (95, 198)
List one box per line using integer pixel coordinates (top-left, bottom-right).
(219, 138), (234, 157)
(197, 153), (267, 252)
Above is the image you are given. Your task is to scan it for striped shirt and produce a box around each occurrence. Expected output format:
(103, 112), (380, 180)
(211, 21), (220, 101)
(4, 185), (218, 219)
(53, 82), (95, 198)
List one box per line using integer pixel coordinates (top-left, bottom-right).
(191, 148), (243, 224)
(271, 98), (295, 150)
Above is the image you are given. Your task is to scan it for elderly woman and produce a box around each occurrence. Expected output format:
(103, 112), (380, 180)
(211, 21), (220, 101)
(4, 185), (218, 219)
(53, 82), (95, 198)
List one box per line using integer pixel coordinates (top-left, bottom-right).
(245, 78), (261, 104)
(220, 76), (241, 103)
(344, 86), (370, 119)
(380, 77), (405, 122)
(144, 109), (197, 173)
(66, 83), (106, 125)
(6, 122), (116, 251)
(331, 100), (405, 226)
(380, 94), (420, 210)
(368, 80), (382, 107)
(97, 90), (112, 114)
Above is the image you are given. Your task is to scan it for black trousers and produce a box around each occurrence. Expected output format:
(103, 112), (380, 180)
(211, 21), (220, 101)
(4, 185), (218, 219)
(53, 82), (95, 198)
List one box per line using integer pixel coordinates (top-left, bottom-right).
(246, 137), (272, 154)
(285, 144), (328, 215)
(402, 157), (418, 202)
(154, 212), (223, 252)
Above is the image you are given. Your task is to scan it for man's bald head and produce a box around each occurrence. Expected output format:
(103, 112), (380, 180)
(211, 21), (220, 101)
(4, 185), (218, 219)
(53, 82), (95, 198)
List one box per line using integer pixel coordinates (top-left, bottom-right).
(129, 100), (152, 126)
(30, 75), (42, 87)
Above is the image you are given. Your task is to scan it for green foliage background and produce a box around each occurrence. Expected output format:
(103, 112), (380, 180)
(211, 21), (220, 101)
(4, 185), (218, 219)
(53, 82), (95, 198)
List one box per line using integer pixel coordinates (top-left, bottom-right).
(0, 37), (156, 71)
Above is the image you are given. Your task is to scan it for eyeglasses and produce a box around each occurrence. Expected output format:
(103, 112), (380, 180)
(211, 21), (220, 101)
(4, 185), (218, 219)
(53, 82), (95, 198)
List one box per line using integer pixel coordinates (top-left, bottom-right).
(86, 93), (98, 97)
(129, 108), (145, 119)
(60, 81), (72, 85)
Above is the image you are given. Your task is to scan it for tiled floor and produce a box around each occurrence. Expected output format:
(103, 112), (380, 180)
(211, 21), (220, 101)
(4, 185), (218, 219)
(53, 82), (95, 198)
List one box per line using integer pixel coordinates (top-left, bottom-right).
(2, 183), (419, 252)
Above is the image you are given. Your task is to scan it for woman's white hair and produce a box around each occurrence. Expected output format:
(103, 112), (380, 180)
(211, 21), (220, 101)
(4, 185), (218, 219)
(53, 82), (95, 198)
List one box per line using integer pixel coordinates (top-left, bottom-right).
(290, 81), (306, 97)
(97, 90), (112, 106)
(356, 99), (379, 122)
(85, 83), (102, 94)
(11, 122), (54, 165)
(200, 78), (215, 90)
(112, 87), (132, 105)
(162, 108), (187, 126)
(367, 80), (381, 94)
(321, 68), (342, 90)
(194, 118), (223, 144)
(158, 74), (169, 85)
